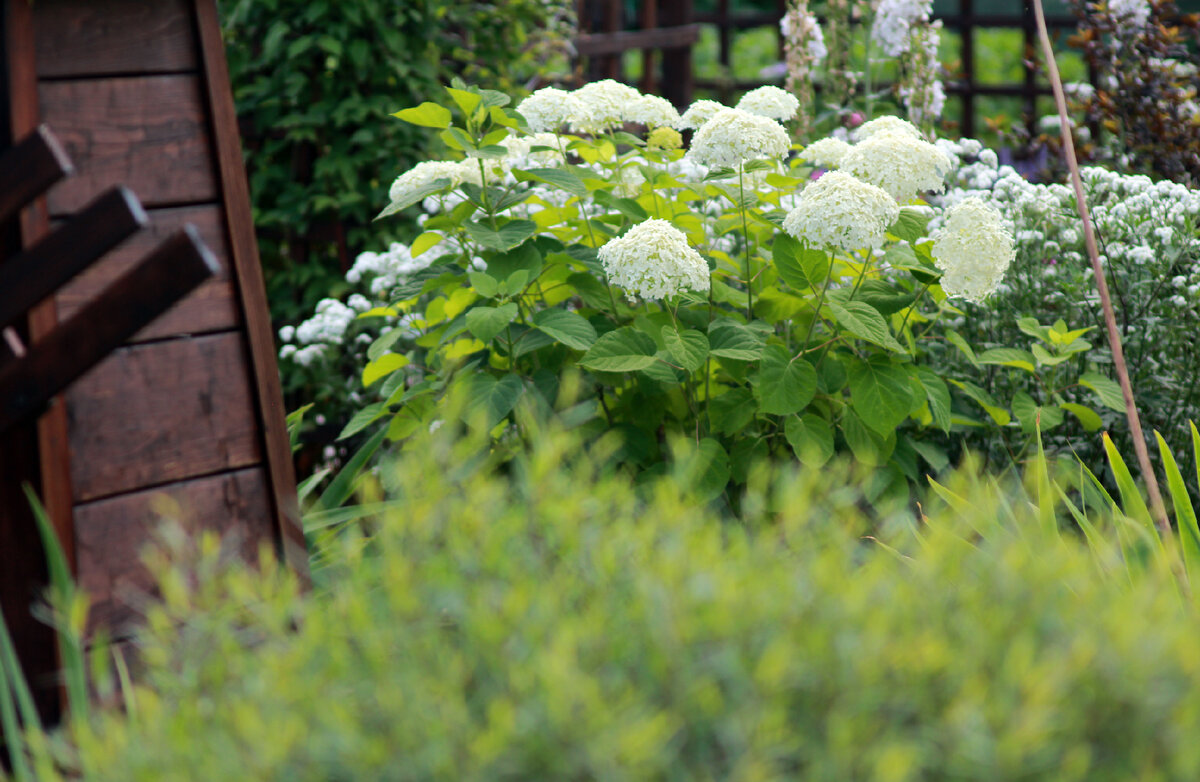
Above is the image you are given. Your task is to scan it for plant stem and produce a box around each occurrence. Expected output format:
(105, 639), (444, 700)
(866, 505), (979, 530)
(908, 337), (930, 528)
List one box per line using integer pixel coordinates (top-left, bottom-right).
(798, 269), (835, 357)
(738, 165), (754, 320)
(1033, 0), (1171, 539)
(896, 281), (933, 337)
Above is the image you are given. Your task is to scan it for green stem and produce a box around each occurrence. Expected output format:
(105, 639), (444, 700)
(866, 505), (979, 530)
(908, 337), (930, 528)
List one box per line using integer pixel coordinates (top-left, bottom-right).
(798, 270), (835, 357)
(896, 281), (933, 337)
(849, 249), (873, 300)
(738, 165), (754, 320)
(477, 157), (498, 230)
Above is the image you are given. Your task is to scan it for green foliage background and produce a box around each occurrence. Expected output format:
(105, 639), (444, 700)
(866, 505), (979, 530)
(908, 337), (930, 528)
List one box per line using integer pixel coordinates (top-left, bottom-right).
(218, 0), (572, 328)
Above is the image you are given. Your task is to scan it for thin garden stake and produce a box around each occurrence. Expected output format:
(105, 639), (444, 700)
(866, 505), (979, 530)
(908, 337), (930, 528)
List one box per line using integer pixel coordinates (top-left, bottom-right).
(1032, 0), (1171, 538)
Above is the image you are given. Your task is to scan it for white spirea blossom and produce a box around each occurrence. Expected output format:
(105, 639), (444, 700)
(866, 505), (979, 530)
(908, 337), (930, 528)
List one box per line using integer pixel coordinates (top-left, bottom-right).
(781, 8), (828, 62)
(388, 161), (479, 206)
(852, 115), (923, 143)
(570, 79), (642, 134)
(799, 137), (852, 168)
(735, 86), (801, 121)
(677, 99), (728, 130)
(598, 219), (710, 300)
(517, 87), (581, 133)
(783, 171), (901, 252)
(871, 0), (932, 57)
(840, 129), (953, 201)
(625, 94), (681, 128)
(685, 108), (790, 169)
(931, 197), (1015, 302)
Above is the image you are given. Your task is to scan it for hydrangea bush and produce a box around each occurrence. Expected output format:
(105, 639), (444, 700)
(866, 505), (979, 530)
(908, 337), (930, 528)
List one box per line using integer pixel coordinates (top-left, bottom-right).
(279, 83), (1126, 501)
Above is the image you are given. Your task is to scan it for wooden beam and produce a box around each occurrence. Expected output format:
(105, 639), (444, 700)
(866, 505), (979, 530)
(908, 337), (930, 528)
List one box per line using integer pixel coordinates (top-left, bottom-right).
(192, 0), (308, 579)
(0, 227), (218, 434)
(0, 125), (72, 222)
(574, 24), (701, 57)
(0, 187), (147, 330)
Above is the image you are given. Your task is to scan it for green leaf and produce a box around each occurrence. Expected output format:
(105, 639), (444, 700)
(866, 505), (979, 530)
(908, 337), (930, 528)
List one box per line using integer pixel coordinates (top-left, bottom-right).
(1156, 431), (1200, 579)
(842, 408), (892, 466)
(675, 438), (731, 502)
(945, 330), (979, 367)
(785, 413), (834, 466)
(1080, 371), (1125, 412)
(594, 190), (649, 221)
(367, 329), (404, 362)
(1017, 317), (1053, 342)
(978, 347), (1037, 373)
(362, 354), (408, 388)
(772, 234), (829, 291)
(465, 219), (537, 251)
(947, 378), (1011, 426)
(533, 309), (598, 350)
(579, 327), (658, 372)
(376, 177), (452, 220)
(465, 303), (519, 344)
(391, 101), (451, 128)
(465, 373), (524, 427)
(709, 387), (755, 435)
(1060, 402), (1103, 431)
(487, 243), (543, 285)
(318, 427), (388, 510)
(338, 402), (388, 440)
(888, 207), (930, 243)
(847, 357), (914, 435)
(913, 366), (952, 433)
(827, 299), (906, 353)
(662, 326), (709, 372)
(755, 344), (817, 416)
(708, 321), (763, 361)
(411, 231), (445, 258)
(1102, 432), (1157, 535)
(513, 167), (586, 198)
(1011, 391), (1064, 433)
(445, 86), (483, 116)
(468, 271), (499, 298)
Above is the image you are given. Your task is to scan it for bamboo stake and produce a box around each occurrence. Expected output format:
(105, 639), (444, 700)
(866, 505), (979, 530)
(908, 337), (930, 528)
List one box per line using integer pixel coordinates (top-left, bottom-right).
(1032, 0), (1172, 538)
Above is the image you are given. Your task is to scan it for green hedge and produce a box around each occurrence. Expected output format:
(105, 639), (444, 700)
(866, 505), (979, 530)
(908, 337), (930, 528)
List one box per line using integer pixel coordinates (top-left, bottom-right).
(44, 426), (1200, 781)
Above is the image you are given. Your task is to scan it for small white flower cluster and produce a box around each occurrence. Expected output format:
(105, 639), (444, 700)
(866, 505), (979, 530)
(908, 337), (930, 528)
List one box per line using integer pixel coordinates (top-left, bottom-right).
(898, 21), (946, 128)
(930, 197), (1015, 302)
(735, 86), (800, 121)
(677, 99), (729, 130)
(783, 171), (901, 252)
(685, 108), (791, 169)
(598, 218), (711, 300)
(870, 0), (932, 57)
(1108, 0), (1151, 27)
(780, 5), (827, 63)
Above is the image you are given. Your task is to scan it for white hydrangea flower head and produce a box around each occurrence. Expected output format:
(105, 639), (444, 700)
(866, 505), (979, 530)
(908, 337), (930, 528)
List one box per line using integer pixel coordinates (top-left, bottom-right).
(499, 132), (562, 169)
(685, 108), (790, 169)
(871, 0), (932, 57)
(931, 197), (1015, 303)
(598, 218), (711, 300)
(677, 99), (729, 130)
(799, 137), (852, 168)
(625, 94), (681, 129)
(570, 79), (642, 134)
(388, 161), (476, 207)
(517, 87), (582, 133)
(852, 115), (923, 143)
(840, 129), (954, 201)
(735, 86), (800, 121)
(782, 171), (900, 253)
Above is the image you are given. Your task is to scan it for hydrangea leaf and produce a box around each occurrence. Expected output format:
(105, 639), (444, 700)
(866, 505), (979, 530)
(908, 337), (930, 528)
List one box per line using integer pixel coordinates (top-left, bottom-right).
(662, 326), (709, 372)
(1080, 371), (1126, 412)
(674, 437), (730, 502)
(785, 413), (834, 466)
(513, 167), (587, 198)
(827, 299), (906, 353)
(463, 373), (524, 427)
(464, 219), (537, 252)
(773, 233), (830, 291)
(362, 354), (409, 388)
(579, 327), (658, 372)
(465, 303), (519, 344)
(947, 378), (1011, 426)
(1012, 391), (1065, 433)
(847, 357), (913, 435)
(1060, 402), (1103, 432)
(841, 407), (895, 466)
(533, 309), (598, 351)
(913, 366), (952, 433)
(708, 321), (764, 361)
(391, 101), (452, 129)
(756, 344), (817, 416)
(709, 387), (755, 435)
(888, 206), (930, 243)
(978, 347), (1037, 373)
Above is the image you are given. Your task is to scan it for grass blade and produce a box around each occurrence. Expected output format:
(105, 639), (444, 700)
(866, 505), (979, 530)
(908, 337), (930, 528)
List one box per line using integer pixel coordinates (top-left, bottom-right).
(315, 427), (388, 511)
(1156, 431), (1200, 580)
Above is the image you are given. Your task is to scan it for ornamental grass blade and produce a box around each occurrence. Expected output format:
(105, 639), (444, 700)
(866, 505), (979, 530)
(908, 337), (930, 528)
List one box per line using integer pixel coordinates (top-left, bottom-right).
(1156, 430), (1200, 581)
(0, 608), (39, 782)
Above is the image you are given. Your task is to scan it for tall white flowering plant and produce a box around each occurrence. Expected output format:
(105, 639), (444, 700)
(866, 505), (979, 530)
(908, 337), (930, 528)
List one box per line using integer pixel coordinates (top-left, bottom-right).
(283, 83), (1019, 500)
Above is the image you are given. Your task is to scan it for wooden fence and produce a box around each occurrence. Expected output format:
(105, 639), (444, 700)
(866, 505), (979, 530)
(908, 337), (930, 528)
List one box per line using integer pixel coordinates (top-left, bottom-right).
(574, 0), (1082, 138)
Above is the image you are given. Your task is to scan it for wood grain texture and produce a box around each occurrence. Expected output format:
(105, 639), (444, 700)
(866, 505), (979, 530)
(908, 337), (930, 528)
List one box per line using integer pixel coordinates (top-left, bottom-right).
(55, 204), (241, 341)
(66, 331), (263, 502)
(0, 125), (72, 222)
(195, 0), (309, 578)
(33, 0), (197, 78)
(74, 467), (273, 633)
(38, 75), (218, 215)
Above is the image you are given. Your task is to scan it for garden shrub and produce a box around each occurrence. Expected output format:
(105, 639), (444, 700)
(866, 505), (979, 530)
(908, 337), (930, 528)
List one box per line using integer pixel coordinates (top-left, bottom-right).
(24, 423), (1200, 781)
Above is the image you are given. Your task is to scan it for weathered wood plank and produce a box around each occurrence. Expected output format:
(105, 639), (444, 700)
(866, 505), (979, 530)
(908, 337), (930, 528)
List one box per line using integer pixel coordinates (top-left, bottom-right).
(0, 228), (218, 435)
(74, 467), (273, 633)
(66, 331), (264, 502)
(55, 204), (241, 341)
(195, 0), (309, 578)
(38, 75), (218, 215)
(0, 187), (147, 330)
(0, 125), (72, 222)
(34, 0), (198, 79)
